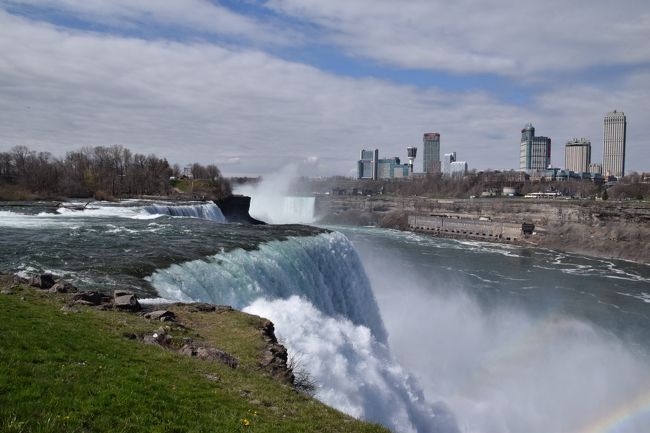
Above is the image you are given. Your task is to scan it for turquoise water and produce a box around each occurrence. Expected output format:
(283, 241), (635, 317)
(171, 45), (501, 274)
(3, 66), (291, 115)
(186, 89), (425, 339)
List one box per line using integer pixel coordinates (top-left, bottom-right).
(2, 203), (649, 433)
(334, 226), (650, 433)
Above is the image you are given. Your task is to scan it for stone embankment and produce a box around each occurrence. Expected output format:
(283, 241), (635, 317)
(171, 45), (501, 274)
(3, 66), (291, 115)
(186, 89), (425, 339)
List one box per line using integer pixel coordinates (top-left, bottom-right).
(316, 195), (650, 264)
(408, 214), (526, 242)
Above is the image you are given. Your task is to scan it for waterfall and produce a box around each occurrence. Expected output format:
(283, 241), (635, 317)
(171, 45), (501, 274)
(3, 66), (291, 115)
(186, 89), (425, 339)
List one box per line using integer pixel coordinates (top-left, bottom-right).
(281, 196), (316, 224)
(148, 231), (386, 341)
(144, 202), (226, 222)
(147, 231), (458, 433)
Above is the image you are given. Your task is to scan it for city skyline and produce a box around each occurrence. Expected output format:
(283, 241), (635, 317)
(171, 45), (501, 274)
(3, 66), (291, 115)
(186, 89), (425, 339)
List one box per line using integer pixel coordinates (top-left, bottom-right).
(0, 1), (648, 176)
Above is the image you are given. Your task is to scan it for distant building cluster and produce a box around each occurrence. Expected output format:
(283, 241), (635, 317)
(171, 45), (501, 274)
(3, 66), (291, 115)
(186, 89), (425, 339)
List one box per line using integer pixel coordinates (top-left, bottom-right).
(442, 152), (468, 177)
(522, 110), (627, 180)
(357, 149), (409, 180)
(357, 132), (468, 179)
(356, 110), (628, 181)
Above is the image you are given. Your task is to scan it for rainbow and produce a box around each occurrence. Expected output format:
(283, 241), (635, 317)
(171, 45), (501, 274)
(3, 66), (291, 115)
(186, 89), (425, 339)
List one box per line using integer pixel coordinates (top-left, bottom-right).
(446, 312), (650, 433)
(576, 390), (650, 433)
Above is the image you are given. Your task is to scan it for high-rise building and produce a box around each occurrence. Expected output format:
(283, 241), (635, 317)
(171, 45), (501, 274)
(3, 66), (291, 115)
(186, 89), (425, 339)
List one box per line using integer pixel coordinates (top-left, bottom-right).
(357, 149), (379, 180)
(442, 152), (467, 177)
(565, 138), (591, 173)
(603, 110), (626, 177)
(377, 157), (409, 179)
(450, 161), (468, 177)
(520, 123), (551, 172)
(423, 133), (441, 173)
(442, 152), (456, 175)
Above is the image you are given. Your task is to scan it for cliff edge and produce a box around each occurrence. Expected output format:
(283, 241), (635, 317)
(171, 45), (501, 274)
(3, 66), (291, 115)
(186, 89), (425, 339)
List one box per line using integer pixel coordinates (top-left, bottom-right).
(0, 273), (386, 433)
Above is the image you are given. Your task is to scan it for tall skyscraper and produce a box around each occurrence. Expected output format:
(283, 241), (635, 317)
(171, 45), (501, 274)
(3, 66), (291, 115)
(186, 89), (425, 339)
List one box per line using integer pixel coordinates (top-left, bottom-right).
(602, 110), (626, 177)
(565, 138), (591, 173)
(357, 149), (378, 180)
(520, 123), (551, 172)
(423, 133), (441, 173)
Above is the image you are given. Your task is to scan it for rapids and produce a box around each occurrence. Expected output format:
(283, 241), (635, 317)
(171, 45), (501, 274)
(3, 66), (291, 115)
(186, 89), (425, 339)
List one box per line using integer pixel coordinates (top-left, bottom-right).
(2, 200), (650, 433)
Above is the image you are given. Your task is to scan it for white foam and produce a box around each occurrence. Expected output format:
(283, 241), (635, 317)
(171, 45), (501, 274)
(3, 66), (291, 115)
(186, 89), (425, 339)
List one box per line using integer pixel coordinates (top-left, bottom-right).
(147, 231), (387, 342)
(244, 296), (456, 433)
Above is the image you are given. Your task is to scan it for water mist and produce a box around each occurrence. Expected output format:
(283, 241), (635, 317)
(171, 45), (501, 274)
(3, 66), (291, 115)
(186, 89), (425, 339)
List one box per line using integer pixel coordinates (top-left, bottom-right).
(233, 165), (316, 224)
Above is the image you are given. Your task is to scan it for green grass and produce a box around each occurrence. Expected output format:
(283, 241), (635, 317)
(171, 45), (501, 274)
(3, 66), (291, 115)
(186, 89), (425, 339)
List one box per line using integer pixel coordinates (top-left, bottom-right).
(169, 179), (213, 194)
(0, 284), (388, 433)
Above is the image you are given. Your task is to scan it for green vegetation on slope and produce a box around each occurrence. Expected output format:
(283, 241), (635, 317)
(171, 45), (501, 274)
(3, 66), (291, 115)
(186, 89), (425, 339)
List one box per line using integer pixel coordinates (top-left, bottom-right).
(0, 284), (388, 433)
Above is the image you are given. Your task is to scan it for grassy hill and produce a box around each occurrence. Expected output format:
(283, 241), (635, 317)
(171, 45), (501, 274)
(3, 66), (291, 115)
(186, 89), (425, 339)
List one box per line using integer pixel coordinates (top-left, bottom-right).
(0, 277), (388, 433)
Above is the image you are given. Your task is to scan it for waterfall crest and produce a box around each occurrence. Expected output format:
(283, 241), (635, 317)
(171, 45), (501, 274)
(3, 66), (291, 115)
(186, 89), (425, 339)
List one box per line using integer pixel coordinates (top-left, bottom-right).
(144, 202), (226, 222)
(148, 231), (386, 341)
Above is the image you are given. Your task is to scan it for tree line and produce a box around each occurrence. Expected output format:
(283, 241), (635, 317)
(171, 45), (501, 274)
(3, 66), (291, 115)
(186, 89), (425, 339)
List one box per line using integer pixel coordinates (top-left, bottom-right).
(292, 170), (650, 200)
(0, 145), (231, 200)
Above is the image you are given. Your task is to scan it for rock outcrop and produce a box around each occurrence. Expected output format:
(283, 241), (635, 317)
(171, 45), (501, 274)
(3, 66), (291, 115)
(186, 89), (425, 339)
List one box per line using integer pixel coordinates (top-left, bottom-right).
(216, 195), (265, 225)
(144, 310), (176, 322)
(179, 344), (239, 368)
(259, 319), (294, 384)
(28, 273), (56, 290)
(113, 290), (141, 312)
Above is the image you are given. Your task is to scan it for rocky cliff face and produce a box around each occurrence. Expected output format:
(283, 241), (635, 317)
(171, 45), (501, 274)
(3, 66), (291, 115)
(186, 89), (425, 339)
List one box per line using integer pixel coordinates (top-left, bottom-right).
(216, 195), (265, 224)
(316, 195), (650, 264)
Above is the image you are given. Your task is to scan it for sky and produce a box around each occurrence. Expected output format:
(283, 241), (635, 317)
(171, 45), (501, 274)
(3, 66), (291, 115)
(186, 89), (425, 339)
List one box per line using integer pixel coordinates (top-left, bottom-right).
(0, 0), (648, 177)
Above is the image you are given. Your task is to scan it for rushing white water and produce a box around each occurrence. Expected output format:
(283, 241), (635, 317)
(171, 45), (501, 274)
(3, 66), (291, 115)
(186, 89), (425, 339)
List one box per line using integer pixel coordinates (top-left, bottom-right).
(342, 226), (650, 433)
(0, 201), (226, 224)
(244, 296), (458, 433)
(4, 200), (650, 432)
(148, 232), (386, 342)
(245, 194), (316, 224)
(147, 231), (461, 432)
(233, 169), (316, 224)
(144, 202), (226, 222)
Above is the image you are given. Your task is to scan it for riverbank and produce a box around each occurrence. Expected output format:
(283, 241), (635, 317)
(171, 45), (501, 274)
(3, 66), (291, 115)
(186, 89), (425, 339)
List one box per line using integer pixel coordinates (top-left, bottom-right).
(0, 274), (387, 433)
(315, 195), (650, 264)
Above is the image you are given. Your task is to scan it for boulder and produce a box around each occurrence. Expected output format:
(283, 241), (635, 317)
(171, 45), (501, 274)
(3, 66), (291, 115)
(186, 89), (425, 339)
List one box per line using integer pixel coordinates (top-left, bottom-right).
(144, 310), (176, 322)
(188, 303), (233, 313)
(49, 281), (77, 293)
(143, 327), (171, 346)
(72, 291), (104, 306)
(188, 303), (216, 312)
(113, 291), (141, 312)
(179, 344), (239, 368)
(29, 273), (56, 289)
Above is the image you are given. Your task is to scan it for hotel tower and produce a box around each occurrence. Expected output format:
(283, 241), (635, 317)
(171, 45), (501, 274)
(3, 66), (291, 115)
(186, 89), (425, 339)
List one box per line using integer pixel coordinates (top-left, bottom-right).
(602, 110), (626, 177)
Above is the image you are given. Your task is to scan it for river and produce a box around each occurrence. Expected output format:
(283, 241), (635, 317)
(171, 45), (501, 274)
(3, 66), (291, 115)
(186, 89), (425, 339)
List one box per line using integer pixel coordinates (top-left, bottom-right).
(1, 200), (649, 433)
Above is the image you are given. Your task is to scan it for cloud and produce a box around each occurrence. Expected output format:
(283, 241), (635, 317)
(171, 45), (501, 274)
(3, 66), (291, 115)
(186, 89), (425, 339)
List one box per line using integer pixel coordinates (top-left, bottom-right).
(266, 0), (650, 76)
(3, 0), (296, 45)
(0, 9), (647, 175)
